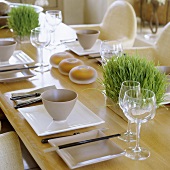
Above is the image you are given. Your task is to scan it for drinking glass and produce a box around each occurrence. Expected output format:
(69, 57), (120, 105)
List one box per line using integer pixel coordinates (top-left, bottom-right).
(45, 10), (62, 47)
(30, 27), (51, 72)
(100, 40), (123, 65)
(118, 80), (140, 142)
(123, 88), (156, 160)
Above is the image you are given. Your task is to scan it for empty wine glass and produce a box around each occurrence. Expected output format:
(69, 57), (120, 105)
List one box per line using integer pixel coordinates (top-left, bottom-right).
(100, 40), (123, 65)
(123, 88), (156, 160)
(118, 80), (140, 142)
(45, 10), (62, 48)
(30, 27), (51, 72)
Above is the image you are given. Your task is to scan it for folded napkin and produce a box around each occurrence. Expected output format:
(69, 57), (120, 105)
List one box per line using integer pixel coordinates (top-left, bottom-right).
(11, 85), (56, 106)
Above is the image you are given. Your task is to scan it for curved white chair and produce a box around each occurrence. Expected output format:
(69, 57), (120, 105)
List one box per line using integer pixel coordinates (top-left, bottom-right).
(124, 22), (170, 66)
(70, 0), (137, 48)
(0, 131), (24, 170)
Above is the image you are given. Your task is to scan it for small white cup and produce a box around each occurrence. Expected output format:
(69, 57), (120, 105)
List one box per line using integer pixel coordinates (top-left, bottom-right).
(76, 29), (100, 50)
(0, 40), (17, 62)
(41, 89), (78, 121)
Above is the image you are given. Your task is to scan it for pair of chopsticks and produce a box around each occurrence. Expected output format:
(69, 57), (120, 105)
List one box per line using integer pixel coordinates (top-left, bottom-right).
(43, 133), (120, 153)
(0, 65), (38, 72)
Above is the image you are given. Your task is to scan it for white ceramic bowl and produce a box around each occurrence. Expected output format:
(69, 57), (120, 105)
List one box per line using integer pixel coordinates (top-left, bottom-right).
(76, 29), (100, 50)
(0, 40), (17, 62)
(41, 89), (78, 121)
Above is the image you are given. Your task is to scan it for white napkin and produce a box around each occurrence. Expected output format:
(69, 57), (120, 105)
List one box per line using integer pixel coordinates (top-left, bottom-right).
(11, 85), (56, 105)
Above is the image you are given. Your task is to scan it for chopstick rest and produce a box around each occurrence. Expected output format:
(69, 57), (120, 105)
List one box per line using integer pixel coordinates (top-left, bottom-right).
(41, 132), (80, 144)
(43, 133), (120, 153)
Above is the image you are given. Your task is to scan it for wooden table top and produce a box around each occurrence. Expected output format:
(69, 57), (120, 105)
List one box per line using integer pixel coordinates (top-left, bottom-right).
(0, 28), (170, 170)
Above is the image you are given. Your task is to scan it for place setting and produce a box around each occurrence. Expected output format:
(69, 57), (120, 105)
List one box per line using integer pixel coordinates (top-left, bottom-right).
(0, 40), (38, 82)
(7, 85), (127, 168)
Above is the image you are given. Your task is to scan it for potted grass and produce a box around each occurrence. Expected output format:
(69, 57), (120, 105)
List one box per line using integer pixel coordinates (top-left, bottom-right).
(7, 5), (39, 43)
(100, 54), (168, 121)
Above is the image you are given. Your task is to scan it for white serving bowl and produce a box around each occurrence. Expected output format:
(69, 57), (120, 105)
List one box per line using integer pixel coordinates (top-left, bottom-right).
(76, 29), (100, 50)
(0, 40), (17, 62)
(41, 89), (78, 121)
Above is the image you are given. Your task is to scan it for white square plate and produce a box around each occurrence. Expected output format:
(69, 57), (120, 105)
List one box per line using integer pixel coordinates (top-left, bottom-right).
(0, 50), (34, 68)
(0, 66), (35, 82)
(49, 130), (125, 169)
(66, 39), (101, 56)
(18, 101), (105, 136)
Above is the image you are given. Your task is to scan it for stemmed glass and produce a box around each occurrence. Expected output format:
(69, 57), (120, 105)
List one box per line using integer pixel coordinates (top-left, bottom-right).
(118, 81), (140, 142)
(100, 40), (123, 65)
(123, 88), (156, 160)
(30, 27), (51, 72)
(45, 10), (62, 48)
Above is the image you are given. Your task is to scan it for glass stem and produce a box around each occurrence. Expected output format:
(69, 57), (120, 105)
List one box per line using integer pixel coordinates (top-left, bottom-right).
(127, 120), (132, 134)
(135, 119), (141, 152)
(39, 47), (43, 70)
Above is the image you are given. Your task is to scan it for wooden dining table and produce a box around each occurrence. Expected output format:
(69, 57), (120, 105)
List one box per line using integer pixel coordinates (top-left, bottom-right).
(0, 27), (170, 170)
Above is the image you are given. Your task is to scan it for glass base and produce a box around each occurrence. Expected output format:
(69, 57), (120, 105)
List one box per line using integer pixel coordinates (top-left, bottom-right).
(34, 64), (49, 73)
(125, 147), (150, 160)
(118, 131), (136, 142)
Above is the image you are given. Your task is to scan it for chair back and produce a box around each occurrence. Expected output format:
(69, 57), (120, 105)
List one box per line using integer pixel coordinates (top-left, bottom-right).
(0, 131), (24, 170)
(155, 22), (170, 65)
(99, 0), (137, 47)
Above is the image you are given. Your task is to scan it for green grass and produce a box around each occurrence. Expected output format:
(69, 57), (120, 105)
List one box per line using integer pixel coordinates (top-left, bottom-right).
(7, 6), (39, 37)
(100, 54), (168, 106)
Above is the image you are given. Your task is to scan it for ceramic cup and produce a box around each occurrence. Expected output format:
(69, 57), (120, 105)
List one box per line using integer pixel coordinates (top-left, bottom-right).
(0, 40), (17, 62)
(76, 29), (100, 50)
(41, 89), (78, 121)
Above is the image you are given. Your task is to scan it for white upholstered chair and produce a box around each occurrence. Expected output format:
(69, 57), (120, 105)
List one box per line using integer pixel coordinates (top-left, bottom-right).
(0, 131), (24, 170)
(70, 0), (137, 48)
(124, 22), (170, 66)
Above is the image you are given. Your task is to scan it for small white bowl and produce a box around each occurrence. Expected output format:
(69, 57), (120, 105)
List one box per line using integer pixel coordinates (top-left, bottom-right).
(0, 40), (17, 62)
(76, 29), (100, 50)
(41, 89), (78, 121)
(156, 66), (170, 75)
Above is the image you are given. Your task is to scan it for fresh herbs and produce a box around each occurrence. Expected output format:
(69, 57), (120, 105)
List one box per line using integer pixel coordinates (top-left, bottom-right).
(7, 5), (39, 37)
(101, 54), (168, 106)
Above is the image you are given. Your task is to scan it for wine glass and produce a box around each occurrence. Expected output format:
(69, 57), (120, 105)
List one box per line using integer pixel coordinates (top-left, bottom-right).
(30, 27), (51, 72)
(123, 88), (156, 160)
(45, 10), (62, 48)
(100, 40), (123, 65)
(118, 80), (140, 142)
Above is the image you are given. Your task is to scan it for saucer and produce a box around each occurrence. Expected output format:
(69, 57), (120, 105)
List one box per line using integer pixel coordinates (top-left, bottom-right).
(66, 39), (101, 56)
(49, 129), (125, 169)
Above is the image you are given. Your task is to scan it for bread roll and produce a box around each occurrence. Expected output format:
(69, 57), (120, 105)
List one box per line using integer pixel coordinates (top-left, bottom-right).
(70, 65), (95, 80)
(50, 52), (74, 68)
(58, 58), (84, 75)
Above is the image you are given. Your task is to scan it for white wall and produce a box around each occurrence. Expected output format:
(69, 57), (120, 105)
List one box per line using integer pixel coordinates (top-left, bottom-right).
(84, 0), (108, 24)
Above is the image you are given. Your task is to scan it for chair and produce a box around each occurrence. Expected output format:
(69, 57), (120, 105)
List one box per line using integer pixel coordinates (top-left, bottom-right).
(124, 22), (170, 66)
(0, 131), (24, 170)
(70, 0), (137, 48)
